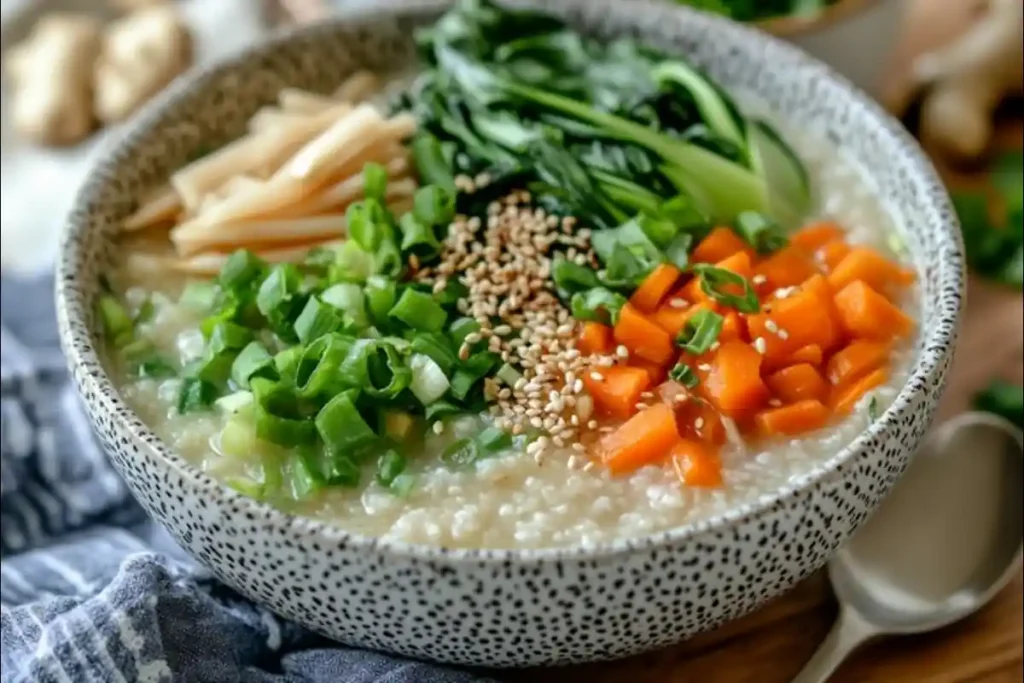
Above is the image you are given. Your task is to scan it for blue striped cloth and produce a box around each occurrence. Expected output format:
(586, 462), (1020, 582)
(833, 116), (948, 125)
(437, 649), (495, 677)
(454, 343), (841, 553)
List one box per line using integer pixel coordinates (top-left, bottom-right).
(0, 275), (490, 683)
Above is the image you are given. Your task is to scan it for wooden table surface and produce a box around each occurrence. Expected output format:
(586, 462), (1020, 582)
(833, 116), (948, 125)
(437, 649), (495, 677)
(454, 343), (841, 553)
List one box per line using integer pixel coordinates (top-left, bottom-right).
(524, 1), (1024, 681)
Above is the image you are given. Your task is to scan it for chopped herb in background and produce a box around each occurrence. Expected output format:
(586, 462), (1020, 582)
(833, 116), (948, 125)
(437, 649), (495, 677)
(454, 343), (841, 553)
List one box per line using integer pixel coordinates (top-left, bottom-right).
(952, 150), (1023, 288)
(672, 0), (839, 22)
(973, 380), (1024, 429)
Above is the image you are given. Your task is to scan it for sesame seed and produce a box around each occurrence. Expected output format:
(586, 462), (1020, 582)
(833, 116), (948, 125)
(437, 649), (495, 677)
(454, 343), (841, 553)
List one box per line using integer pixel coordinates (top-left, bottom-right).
(458, 344), (471, 361)
(587, 420), (598, 429)
(582, 461), (596, 472)
(634, 402), (648, 411)
(753, 337), (767, 354)
(432, 422), (444, 435)
(769, 398), (783, 407)
(589, 371), (604, 382)
(697, 363), (712, 372)
(752, 274), (767, 285)
(694, 417), (705, 429)
(616, 345), (629, 359)
(778, 329), (790, 340)
(765, 319), (779, 334)
(669, 298), (688, 309)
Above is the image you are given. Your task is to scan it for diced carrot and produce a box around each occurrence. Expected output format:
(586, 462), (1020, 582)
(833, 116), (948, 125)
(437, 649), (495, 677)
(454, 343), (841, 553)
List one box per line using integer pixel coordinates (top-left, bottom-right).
(766, 363), (829, 403)
(630, 263), (682, 313)
(790, 221), (845, 252)
(652, 300), (715, 338)
(719, 311), (746, 343)
(674, 397), (727, 445)
(703, 340), (770, 417)
(799, 273), (832, 302)
(632, 359), (668, 386)
(827, 247), (916, 296)
(826, 340), (891, 388)
(691, 226), (753, 264)
(755, 399), (831, 436)
(683, 250), (754, 305)
(833, 280), (914, 341)
(671, 439), (722, 488)
(614, 304), (676, 365)
(601, 403), (681, 474)
(788, 344), (823, 367)
(816, 241), (852, 272)
(754, 245), (820, 293)
(577, 322), (614, 356)
(747, 287), (842, 366)
(831, 367), (888, 414)
(582, 365), (652, 419)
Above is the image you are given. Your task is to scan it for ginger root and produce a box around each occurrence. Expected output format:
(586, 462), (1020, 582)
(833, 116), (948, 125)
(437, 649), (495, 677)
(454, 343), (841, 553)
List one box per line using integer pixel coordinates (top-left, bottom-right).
(915, 0), (1024, 162)
(94, 5), (192, 124)
(4, 14), (102, 146)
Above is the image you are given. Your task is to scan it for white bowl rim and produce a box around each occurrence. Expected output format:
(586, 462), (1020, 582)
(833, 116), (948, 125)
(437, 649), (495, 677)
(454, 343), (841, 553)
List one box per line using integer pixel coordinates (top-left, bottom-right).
(57, 0), (964, 564)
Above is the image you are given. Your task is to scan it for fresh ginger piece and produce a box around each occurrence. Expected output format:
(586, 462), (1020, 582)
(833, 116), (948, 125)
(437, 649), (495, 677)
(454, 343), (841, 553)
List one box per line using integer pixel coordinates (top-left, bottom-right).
(4, 14), (102, 146)
(94, 5), (193, 124)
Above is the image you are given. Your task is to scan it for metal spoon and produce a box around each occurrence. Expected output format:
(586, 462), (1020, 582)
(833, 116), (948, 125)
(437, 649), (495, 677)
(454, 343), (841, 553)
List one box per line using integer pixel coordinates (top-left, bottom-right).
(792, 412), (1024, 683)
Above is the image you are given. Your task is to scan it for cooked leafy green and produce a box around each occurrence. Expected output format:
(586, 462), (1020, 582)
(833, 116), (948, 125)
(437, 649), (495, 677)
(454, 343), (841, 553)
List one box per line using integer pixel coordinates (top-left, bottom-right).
(973, 380), (1024, 429)
(673, 0), (838, 22)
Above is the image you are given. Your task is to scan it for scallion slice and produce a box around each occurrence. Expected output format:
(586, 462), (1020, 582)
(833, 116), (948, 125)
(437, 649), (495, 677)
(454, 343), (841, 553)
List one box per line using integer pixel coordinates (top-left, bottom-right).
(569, 287), (627, 325)
(315, 391), (376, 454)
(691, 264), (760, 313)
(668, 363), (699, 389)
(410, 333), (458, 375)
(218, 250), (266, 293)
(250, 377), (316, 447)
(230, 341), (275, 388)
(376, 448), (407, 486)
(676, 308), (724, 355)
(412, 184), (456, 226)
(180, 281), (218, 312)
(389, 289), (447, 332)
(735, 211), (788, 254)
(441, 437), (479, 467)
(98, 294), (134, 347)
(363, 161), (388, 203)
(365, 276), (398, 326)
(409, 353), (450, 405)
(322, 282), (369, 328)
(477, 426), (512, 452)
(177, 377), (217, 414)
(293, 297), (343, 344)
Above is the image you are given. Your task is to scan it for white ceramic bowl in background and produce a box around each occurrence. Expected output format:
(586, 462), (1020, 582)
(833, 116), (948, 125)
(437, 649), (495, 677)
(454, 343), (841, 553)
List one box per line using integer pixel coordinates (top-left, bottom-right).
(56, 0), (962, 668)
(761, 0), (906, 99)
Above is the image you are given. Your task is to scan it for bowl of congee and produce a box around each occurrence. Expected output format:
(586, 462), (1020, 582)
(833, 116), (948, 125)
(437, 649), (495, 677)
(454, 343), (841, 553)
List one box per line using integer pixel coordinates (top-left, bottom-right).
(57, 0), (963, 667)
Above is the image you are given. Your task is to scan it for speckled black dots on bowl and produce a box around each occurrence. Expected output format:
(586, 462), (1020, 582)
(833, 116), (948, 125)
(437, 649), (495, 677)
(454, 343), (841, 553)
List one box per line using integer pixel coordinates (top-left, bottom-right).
(55, 0), (964, 668)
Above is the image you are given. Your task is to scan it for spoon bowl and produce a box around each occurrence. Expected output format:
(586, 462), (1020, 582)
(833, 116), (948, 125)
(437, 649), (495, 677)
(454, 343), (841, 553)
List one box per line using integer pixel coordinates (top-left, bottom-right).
(794, 412), (1024, 682)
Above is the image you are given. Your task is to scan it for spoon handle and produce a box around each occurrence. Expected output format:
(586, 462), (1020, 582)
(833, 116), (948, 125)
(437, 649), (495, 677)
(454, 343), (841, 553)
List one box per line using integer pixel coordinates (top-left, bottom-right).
(791, 607), (878, 683)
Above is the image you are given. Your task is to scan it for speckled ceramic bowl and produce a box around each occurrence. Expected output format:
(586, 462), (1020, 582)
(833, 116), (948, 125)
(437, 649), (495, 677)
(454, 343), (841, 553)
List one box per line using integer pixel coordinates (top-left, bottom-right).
(56, 0), (964, 667)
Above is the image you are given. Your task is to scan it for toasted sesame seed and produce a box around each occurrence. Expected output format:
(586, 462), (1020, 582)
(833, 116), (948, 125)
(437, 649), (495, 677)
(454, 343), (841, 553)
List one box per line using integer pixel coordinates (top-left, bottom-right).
(458, 344), (471, 361)
(587, 420), (598, 429)
(582, 461), (596, 472)
(589, 371), (605, 382)
(764, 319), (779, 334)
(669, 298), (689, 309)
(753, 337), (768, 354)
(778, 329), (790, 340)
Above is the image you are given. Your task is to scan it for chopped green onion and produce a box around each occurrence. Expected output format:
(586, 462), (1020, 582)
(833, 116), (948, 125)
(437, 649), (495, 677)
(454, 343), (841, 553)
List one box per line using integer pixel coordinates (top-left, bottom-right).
(325, 453), (361, 487)
(177, 377), (217, 414)
(441, 437), (479, 467)
(495, 362), (522, 387)
(180, 282), (217, 311)
(663, 232), (692, 271)
(389, 472), (417, 497)
(251, 378), (317, 447)
(410, 132), (456, 193)
(376, 448), (407, 486)
(220, 417), (257, 456)
(208, 321), (252, 355)
(389, 289), (447, 332)
(293, 297), (343, 344)
(364, 341), (413, 399)
(399, 212), (443, 258)
(676, 309), (724, 355)
(315, 391), (376, 454)
(449, 317), (482, 350)
(450, 351), (500, 401)
(412, 185), (456, 227)
(424, 399), (461, 422)
(330, 241), (375, 283)
(256, 264), (301, 328)
(867, 396), (880, 422)
(410, 333), (458, 375)
(735, 211), (788, 254)
(409, 353), (450, 405)
(669, 363), (699, 389)
(691, 264), (760, 313)
(218, 250), (266, 293)
(230, 341), (275, 388)
(136, 356), (176, 379)
(346, 199), (390, 253)
(295, 333), (353, 397)
(215, 390), (254, 415)
(478, 426), (512, 452)
(322, 282), (369, 328)
(363, 161), (388, 203)
(365, 276), (398, 326)
(98, 294), (134, 347)
(292, 446), (325, 499)
(273, 346), (304, 383)
(570, 287), (627, 325)
(133, 297), (156, 325)
(433, 279), (469, 308)
(225, 477), (264, 500)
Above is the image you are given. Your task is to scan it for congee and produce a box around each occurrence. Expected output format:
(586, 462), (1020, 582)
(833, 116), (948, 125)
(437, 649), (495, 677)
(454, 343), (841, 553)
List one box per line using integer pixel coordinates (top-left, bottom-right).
(102, 0), (917, 549)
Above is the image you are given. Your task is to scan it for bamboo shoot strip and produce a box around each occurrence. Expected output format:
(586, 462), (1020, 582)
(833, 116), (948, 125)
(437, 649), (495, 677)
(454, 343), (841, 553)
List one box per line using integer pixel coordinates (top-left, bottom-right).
(170, 240), (344, 275)
(247, 107), (308, 134)
(278, 103), (385, 187)
(170, 103), (353, 210)
(332, 70), (380, 102)
(123, 184), (181, 232)
(172, 214), (349, 256)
